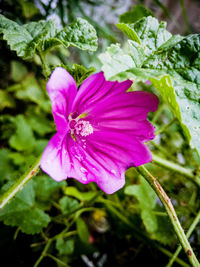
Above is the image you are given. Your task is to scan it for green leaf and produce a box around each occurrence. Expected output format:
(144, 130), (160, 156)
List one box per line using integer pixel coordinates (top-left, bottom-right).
(10, 60), (28, 82)
(0, 181), (35, 212)
(56, 18), (98, 52)
(0, 181), (50, 234)
(62, 64), (95, 87)
(0, 114), (15, 140)
(8, 74), (47, 107)
(76, 217), (89, 244)
(18, 207), (50, 234)
(59, 196), (79, 215)
(26, 107), (54, 136)
(9, 115), (36, 152)
(125, 176), (158, 233)
(100, 16), (200, 155)
(0, 15), (56, 59)
(34, 139), (49, 155)
(56, 238), (74, 255)
(9, 152), (26, 165)
(116, 16), (171, 56)
(0, 149), (15, 182)
(119, 5), (154, 24)
(98, 44), (135, 80)
(20, 0), (40, 19)
(34, 175), (66, 201)
(0, 15), (97, 59)
(0, 90), (15, 110)
(150, 215), (175, 245)
(64, 186), (97, 202)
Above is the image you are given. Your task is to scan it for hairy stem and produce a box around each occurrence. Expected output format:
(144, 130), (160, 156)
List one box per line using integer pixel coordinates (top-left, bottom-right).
(167, 209), (200, 267)
(38, 49), (51, 78)
(152, 153), (200, 187)
(0, 154), (42, 210)
(137, 165), (200, 267)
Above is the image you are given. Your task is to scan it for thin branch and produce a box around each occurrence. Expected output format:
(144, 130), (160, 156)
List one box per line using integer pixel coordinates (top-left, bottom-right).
(33, 239), (52, 267)
(46, 254), (69, 267)
(152, 153), (200, 187)
(137, 165), (200, 267)
(155, 117), (177, 135)
(167, 209), (200, 267)
(0, 154), (42, 210)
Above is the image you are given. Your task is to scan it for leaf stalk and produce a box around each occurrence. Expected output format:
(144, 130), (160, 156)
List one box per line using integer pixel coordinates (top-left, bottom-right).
(137, 165), (200, 267)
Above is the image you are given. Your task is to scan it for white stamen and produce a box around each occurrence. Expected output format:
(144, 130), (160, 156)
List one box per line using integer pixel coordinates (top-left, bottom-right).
(75, 120), (93, 137)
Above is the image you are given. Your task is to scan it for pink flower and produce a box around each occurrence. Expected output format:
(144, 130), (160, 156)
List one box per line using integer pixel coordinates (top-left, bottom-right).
(40, 67), (158, 194)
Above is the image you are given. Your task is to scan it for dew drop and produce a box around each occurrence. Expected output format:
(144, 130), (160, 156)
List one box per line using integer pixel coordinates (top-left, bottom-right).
(111, 169), (117, 175)
(75, 154), (83, 161)
(80, 167), (87, 173)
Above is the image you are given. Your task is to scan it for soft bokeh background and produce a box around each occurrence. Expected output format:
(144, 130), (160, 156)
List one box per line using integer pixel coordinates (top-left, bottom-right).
(0, 1), (200, 266)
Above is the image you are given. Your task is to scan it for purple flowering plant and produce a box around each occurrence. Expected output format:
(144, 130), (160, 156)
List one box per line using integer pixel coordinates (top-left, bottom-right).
(1, 9), (200, 266)
(40, 67), (158, 194)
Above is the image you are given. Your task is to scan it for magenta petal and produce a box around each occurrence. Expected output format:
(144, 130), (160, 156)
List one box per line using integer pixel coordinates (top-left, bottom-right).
(67, 137), (127, 194)
(40, 133), (69, 181)
(72, 72), (133, 114)
(87, 91), (158, 141)
(87, 130), (152, 168)
(67, 129), (152, 194)
(47, 67), (77, 132)
(95, 171), (126, 194)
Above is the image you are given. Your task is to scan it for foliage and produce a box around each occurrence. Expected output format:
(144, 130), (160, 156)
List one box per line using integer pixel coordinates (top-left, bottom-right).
(119, 5), (154, 24)
(100, 16), (200, 156)
(0, 15), (98, 59)
(0, 1), (200, 266)
(125, 176), (158, 233)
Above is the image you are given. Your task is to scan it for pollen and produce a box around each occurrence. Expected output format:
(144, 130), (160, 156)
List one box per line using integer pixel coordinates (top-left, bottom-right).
(75, 120), (93, 137)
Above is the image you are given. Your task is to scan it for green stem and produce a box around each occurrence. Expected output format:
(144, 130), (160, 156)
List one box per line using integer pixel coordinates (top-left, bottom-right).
(155, 117), (176, 135)
(137, 165), (200, 267)
(179, 0), (191, 33)
(152, 153), (200, 187)
(167, 209), (200, 267)
(52, 230), (77, 241)
(157, 246), (190, 267)
(0, 154), (42, 210)
(152, 103), (165, 123)
(46, 254), (69, 267)
(150, 140), (177, 161)
(38, 50), (51, 79)
(34, 239), (52, 267)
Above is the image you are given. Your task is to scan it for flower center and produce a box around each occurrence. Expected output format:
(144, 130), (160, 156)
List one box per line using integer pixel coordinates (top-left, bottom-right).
(69, 113), (93, 140)
(74, 120), (93, 136)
